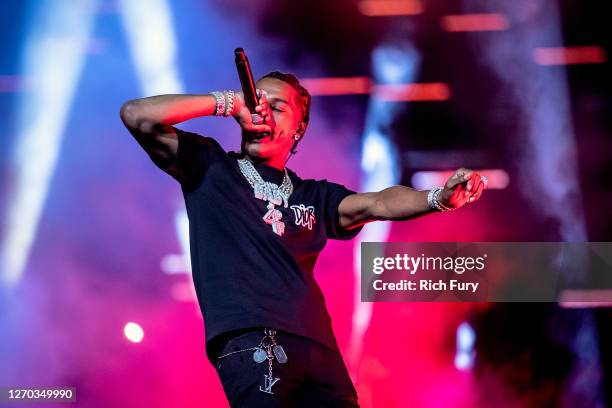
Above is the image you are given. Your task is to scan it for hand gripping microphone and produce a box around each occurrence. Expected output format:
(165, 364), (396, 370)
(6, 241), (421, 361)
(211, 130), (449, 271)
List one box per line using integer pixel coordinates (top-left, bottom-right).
(234, 48), (264, 127)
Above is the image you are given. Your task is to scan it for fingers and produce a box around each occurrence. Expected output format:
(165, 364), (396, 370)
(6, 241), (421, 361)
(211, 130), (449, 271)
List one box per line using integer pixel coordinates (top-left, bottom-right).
(234, 89), (273, 133)
(248, 122), (273, 133)
(244, 115), (272, 133)
(468, 182), (484, 203)
(446, 168), (473, 189)
(464, 173), (481, 196)
(238, 89), (270, 130)
(456, 168), (473, 181)
(255, 89), (271, 120)
(466, 173), (487, 203)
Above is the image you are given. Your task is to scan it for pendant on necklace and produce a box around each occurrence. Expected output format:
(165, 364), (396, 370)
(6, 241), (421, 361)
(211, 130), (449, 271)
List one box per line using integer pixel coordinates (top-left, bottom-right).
(263, 202), (285, 236)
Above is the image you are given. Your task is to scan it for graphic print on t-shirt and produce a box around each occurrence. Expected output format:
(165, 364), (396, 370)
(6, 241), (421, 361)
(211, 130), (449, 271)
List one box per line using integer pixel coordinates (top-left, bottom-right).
(290, 204), (316, 230)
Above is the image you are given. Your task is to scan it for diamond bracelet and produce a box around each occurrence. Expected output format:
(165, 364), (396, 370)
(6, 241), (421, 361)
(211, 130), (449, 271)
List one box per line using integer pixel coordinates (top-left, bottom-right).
(210, 90), (238, 117)
(427, 187), (454, 212)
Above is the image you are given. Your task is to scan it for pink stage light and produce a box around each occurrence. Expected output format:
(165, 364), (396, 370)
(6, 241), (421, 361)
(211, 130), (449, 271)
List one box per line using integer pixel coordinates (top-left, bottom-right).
(124, 322), (144, 343)
(358, 0), (423, 17)
(533, 46), (607, 65)
(171, 281), (197, 302)
(440, 13), (509, 32)
(559, 290), (612, 308)
(411, 169), (509, 190)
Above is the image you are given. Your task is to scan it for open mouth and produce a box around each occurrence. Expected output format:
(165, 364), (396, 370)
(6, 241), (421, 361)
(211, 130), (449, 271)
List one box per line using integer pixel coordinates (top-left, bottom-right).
(247, 132), (271, 143)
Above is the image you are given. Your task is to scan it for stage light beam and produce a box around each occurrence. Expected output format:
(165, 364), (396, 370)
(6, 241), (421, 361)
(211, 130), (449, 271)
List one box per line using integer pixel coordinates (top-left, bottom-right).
(0, 0), (97, 289)
(119, 0), (190, 282)
(118, 0), (183, 96)
(349, 43), (420, 370)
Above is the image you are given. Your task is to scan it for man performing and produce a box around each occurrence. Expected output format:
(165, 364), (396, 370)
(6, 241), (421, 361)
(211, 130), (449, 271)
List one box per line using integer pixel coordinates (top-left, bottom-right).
(120, 71), (485, 407)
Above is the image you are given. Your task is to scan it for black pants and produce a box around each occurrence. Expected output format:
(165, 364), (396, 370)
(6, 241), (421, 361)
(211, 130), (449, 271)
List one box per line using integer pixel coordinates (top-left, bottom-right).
(214, 328), (360, 407)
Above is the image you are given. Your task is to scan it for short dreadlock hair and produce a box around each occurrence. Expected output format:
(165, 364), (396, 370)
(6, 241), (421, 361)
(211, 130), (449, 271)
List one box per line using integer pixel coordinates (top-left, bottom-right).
(258, 71), (311, 127)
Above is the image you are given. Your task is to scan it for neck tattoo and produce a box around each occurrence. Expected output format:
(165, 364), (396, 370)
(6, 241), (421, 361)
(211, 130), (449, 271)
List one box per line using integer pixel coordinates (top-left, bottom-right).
(237, 157), (293, 236)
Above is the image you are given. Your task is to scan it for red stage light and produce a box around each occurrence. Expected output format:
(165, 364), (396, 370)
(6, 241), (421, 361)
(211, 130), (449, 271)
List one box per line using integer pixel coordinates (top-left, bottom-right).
(358, 0), (423, 17)
(440, 13), (509, 32)
(533, 46), (607, 65)
(301, 77), (451, 101)
(300, 77), (371, 96)
(373, 83), (451, 101)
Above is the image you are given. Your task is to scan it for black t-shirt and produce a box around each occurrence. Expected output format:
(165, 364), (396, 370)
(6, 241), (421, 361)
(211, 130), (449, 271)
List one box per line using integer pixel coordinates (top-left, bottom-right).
(155, 128), (363, 363)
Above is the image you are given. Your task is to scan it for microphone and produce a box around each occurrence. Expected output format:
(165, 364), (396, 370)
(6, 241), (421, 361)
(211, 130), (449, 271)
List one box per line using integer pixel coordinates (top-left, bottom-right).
(234, 48), (264, 126)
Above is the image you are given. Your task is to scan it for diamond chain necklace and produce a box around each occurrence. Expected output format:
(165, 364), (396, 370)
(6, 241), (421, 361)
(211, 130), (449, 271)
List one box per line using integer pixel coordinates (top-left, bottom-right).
(237, 157), (293, 236)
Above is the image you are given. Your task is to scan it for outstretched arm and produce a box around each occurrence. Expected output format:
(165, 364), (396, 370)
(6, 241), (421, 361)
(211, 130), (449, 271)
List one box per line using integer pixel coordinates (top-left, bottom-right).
(338, 168), (486, 230)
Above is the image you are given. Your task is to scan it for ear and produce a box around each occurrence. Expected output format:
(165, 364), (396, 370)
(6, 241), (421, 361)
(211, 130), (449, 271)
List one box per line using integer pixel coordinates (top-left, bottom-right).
(296, 121), (305, 137)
